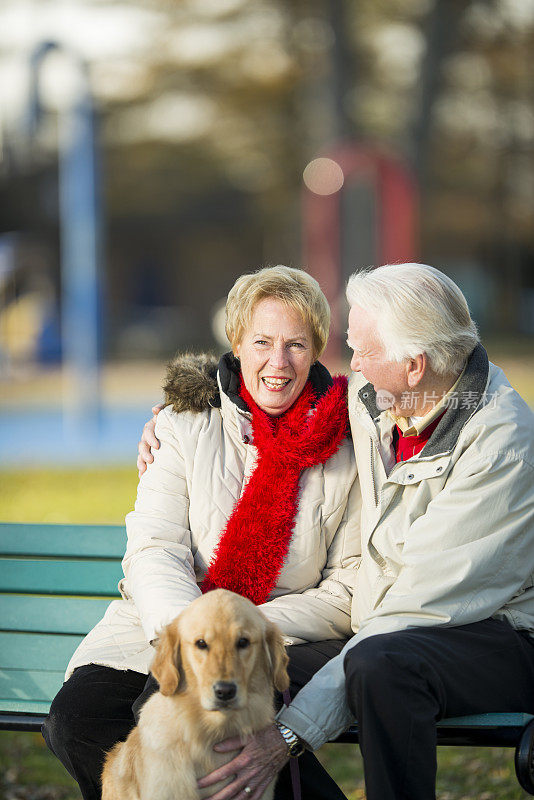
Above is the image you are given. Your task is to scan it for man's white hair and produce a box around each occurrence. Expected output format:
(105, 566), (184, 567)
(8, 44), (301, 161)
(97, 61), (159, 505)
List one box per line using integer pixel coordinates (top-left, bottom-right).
(346, 263), (479, 376)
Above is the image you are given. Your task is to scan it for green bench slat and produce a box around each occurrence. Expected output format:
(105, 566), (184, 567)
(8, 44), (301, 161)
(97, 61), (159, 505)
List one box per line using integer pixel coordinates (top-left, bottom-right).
(0, 632), (83, 671)
(0, 523), (126, 558)
(0, 559), (123, 595)
(0, 699), (54, 715)
(0, 668), (65, 703)
(0, 594), (114, 633)
(438, 712), (534, 728)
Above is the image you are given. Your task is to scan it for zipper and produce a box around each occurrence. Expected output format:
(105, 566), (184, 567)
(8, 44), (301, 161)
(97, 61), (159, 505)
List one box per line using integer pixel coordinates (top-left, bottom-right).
(368, 539), (388, 572)
(369, 439), (379, 507)
(368, 438), (389, 572)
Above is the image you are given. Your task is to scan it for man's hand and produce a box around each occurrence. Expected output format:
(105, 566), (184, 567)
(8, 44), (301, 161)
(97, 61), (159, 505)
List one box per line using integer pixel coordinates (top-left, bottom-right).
(197, 724), (290, 800)
(137, 404), (164, 477)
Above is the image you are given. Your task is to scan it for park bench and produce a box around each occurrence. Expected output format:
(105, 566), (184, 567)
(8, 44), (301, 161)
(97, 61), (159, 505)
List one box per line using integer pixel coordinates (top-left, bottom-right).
(1, 520), (533, 794)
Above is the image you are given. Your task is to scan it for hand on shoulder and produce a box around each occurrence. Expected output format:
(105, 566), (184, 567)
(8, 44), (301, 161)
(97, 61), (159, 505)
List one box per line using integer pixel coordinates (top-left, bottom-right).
(137, 403), (164, 477)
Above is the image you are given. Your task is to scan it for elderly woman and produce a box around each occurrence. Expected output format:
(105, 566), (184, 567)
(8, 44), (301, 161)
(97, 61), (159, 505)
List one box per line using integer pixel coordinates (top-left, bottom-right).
(42, 265), (360, 800)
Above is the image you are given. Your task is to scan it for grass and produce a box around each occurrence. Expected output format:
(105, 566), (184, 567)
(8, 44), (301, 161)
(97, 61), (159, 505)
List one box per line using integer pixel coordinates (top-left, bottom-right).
(0, 467), (532, 799)
(317, 742), (531, 799)
(0, 731), (81, 799)
(0, 468), (138, 524)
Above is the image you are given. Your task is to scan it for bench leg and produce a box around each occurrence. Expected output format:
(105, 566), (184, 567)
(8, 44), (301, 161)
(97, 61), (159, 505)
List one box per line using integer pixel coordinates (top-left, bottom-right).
(515, 719), (534, 795)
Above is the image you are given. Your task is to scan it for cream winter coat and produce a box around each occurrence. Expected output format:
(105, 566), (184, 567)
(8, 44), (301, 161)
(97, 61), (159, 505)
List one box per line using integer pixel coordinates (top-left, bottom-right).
(278, 344), (534, 749)
(66, 354), (361, 679)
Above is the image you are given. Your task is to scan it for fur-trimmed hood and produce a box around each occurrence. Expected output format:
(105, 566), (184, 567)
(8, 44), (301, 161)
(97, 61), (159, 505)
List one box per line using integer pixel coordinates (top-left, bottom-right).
(163, 353), (220, 413)
(163, 352), (336, 415)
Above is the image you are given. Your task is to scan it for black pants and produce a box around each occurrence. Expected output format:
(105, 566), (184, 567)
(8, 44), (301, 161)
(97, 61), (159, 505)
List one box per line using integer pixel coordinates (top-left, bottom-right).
(344, 618), (534, 800)
(42, 639), (348, 800)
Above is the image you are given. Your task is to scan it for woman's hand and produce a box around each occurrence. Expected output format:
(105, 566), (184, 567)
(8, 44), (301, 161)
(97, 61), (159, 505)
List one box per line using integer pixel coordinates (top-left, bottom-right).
(137, 404), (164, 477)
(197, 724), (290, 800)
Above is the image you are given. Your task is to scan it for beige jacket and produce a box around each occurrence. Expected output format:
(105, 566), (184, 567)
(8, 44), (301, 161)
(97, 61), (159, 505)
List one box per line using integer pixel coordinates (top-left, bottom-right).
(66, 355), (361, 678)
(278, 344), (534, 749)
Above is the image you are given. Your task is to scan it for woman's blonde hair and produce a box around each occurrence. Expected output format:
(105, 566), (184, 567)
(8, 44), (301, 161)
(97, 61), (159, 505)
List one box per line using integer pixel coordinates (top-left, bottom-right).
(225, 265), (330, 359)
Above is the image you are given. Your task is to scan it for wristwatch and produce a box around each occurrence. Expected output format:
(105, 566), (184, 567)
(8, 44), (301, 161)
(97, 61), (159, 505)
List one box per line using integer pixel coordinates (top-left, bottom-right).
(275, 721), (306, 757)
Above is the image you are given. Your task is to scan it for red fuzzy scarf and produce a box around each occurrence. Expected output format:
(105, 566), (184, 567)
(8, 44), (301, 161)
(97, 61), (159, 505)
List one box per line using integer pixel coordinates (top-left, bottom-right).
(201, 374), (348, 605)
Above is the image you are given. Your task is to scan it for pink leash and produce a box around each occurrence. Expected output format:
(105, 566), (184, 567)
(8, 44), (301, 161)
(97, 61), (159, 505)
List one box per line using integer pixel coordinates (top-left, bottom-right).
(282, 689), (302, 800)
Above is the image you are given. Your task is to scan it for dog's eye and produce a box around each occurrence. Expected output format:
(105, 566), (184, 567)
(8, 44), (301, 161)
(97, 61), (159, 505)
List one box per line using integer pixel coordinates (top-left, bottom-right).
(236, 637), (250, 649)
(195, 639), (208, 650)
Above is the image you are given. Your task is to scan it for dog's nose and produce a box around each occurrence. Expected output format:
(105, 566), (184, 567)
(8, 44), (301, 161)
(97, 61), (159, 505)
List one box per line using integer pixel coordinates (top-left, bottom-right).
(213, 681), (237, 702)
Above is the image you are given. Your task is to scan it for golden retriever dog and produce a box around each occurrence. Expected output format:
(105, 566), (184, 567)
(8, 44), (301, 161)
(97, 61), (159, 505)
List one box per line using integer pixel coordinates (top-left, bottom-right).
(101, 589), (289, 800)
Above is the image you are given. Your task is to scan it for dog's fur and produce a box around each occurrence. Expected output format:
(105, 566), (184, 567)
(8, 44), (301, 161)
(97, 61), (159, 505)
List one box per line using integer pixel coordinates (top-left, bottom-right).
(101, 589), (289, 800)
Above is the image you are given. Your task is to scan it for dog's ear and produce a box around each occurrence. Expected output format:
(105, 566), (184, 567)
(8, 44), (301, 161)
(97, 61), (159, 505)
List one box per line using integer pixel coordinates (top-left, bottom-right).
(265, 621), (290, 692)
(151, 620), (182, 696)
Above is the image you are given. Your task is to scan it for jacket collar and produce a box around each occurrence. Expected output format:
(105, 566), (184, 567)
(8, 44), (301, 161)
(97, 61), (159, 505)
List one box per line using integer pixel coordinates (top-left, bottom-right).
(356, 343), (490, 457)
(217, 352), (247, 412)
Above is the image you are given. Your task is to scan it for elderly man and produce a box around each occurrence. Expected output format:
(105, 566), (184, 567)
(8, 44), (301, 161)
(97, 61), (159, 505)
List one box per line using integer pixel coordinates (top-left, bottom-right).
(141, 263), (534, 800)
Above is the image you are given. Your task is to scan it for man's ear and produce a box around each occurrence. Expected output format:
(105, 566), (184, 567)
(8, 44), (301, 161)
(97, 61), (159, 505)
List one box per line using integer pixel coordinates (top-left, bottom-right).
(264, 621), (290, 693)
(150, 620), (182, 696)
(406, 352), (427, 388)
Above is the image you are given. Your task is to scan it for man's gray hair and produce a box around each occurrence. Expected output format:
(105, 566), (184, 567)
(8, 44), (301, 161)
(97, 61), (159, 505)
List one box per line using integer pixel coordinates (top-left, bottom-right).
(346, 263), (479, 376)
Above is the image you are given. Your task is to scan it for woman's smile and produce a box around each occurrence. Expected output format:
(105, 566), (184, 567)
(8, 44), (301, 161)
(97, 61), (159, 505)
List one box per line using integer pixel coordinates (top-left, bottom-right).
(262, 376), (291, 391)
